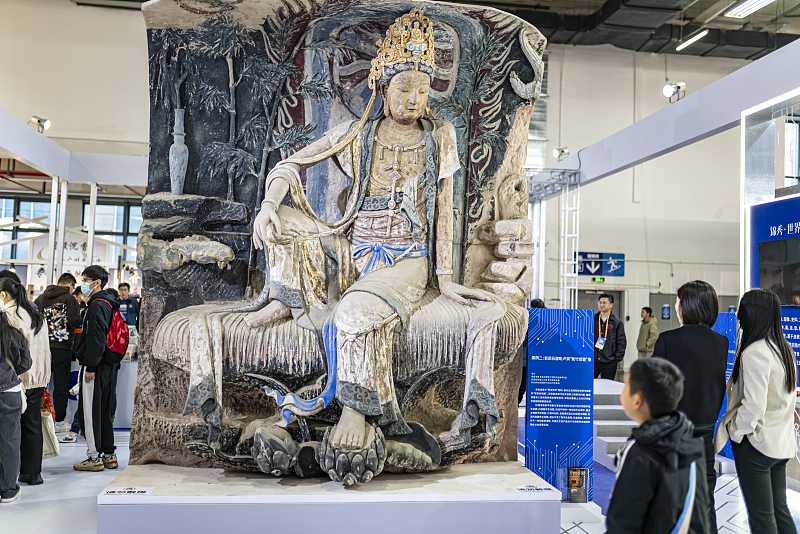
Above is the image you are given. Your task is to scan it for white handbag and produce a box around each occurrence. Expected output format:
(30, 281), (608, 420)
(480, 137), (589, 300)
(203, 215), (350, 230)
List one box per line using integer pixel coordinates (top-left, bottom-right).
(41, 408), (60, 460)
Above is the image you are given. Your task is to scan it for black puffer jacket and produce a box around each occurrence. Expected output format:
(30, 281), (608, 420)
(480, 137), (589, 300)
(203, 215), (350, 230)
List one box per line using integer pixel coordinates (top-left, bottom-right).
(594, 312), (627, 364)
(606, 412), (710, 534)
(74, 290), (119, 372)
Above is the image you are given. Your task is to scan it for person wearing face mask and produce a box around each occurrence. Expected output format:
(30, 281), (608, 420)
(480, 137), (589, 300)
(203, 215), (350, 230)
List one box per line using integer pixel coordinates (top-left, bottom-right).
(73, 266), (121, 472)
(0, 277), (50, 487)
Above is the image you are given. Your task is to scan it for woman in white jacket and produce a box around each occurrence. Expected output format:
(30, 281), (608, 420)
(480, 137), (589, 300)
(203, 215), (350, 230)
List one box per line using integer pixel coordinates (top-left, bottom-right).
(0, 278), (50, 486)
(715, 288), (798, 534)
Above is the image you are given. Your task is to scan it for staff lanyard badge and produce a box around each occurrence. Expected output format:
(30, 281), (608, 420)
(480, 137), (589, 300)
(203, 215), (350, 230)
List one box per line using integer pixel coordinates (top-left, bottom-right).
(595, 315), (610, 350)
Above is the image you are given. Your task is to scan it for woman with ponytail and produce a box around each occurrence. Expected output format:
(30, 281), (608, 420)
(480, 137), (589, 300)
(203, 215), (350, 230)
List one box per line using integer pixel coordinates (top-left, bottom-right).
(0, 278), (51, 486)
(0, 292), (32, 503)
(715, 288), (798, 534)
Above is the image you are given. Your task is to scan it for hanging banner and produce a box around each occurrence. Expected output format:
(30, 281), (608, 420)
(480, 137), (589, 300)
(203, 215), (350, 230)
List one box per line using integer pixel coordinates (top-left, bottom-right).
(28, 235), (107, 291)
(526, 308), (594, 502)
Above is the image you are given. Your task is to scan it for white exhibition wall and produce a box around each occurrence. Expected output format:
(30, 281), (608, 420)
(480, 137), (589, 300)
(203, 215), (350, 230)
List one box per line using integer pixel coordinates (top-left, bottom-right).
(1, 2), (753, 370)
(0, 0), (149, 156)
(542, 44), (748, 369)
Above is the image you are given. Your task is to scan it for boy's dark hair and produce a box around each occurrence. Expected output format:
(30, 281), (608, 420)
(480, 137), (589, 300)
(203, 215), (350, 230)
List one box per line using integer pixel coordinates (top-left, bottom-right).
(118, 282), (130, 290)
(628, 358), (684, 418)
(642, 307), (652, 316)
(530, 298), (545, 309)
(58, 273), (77, 286)
(0, 270), (22, 284)
(107, 288), (120, 299)
(82, 265), (109, 289)
(598, 293), (614, 304)
(677, 280), (719, 327)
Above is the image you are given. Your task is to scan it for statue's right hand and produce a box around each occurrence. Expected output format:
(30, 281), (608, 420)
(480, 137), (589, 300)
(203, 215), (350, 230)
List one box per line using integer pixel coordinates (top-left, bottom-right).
(253, 204), (282, 250)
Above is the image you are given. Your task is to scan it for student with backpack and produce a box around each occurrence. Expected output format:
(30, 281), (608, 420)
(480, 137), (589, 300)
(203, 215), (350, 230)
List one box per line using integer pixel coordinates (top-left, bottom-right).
(73, 266), (128, 472)
(0, 297), (32, 503)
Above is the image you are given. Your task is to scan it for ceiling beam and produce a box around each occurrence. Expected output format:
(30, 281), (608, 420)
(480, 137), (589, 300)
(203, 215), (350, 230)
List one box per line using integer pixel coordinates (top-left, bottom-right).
(691, 0), (738, 25)
(529, 36), (800, 199)
(0, 106), (147, 187)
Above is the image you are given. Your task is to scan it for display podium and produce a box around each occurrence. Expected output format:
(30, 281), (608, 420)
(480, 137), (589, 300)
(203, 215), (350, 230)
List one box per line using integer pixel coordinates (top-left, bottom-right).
(97, 462), (561, 534)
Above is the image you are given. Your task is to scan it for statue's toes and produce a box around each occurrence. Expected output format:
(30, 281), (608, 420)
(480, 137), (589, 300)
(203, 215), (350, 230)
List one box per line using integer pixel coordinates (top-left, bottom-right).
(317, 423), (385, 485)
(251, 426), (298, 476)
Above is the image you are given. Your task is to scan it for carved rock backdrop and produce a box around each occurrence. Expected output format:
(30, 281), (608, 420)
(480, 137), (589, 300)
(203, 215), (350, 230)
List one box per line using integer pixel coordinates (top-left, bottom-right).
(134, 0), (545, 467)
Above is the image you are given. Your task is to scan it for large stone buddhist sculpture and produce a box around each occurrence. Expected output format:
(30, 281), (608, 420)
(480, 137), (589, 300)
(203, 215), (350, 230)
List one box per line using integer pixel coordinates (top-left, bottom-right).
(132, 0), (546, 486)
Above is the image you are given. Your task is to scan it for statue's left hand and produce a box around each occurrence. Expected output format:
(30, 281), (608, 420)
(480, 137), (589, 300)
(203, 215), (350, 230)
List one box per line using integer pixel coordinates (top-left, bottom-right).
(439, 281), (489, 307)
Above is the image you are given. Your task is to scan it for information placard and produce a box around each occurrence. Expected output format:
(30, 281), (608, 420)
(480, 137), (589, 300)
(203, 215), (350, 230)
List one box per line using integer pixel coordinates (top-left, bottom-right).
(712, 313), (737, 459)
(526, 309), (594, 502)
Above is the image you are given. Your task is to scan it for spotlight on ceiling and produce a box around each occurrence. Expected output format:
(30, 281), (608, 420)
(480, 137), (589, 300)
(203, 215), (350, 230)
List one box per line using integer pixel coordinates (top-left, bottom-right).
(676, 29), (709, 51)
(552, 147), (570, 161)
(28, 116), (51, 133)
(662, 82), (686, 103)
(725, 0), (778, 19)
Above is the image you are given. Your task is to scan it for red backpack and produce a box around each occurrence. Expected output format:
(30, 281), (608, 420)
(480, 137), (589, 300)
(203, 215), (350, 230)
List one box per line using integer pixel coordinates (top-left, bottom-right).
(96, 299), (130, 356)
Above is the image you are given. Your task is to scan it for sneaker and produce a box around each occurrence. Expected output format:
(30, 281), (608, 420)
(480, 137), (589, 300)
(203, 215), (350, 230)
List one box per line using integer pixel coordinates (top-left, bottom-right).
(58, 432), (78, 443)
(17, 473), (43, 485)
(53, 420), (71, 434)
(102, 454), (118, 469)
(0, 487), (20, 503)
(73, 457), (104, 472)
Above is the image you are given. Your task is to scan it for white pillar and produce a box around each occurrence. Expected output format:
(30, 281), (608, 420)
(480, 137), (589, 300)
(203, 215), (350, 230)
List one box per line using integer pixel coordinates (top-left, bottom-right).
(86, 183), (97, 267)
(55, 181), (68, 277)
(46, 176), (59, 285)
(535, 201), (546, 300)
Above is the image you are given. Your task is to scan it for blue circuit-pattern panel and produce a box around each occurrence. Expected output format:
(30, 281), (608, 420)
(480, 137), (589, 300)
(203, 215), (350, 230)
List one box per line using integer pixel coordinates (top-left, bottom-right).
(526, 309), (594, 502)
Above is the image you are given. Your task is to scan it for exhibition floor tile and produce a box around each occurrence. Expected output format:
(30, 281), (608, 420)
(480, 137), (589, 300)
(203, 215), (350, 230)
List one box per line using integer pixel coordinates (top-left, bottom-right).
(1, 430), (130, 534)
(6, 430), (800, 534)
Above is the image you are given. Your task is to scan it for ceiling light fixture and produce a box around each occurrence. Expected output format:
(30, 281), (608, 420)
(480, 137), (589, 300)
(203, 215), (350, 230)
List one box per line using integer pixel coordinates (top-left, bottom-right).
(28, 116), (51, 133)
(553, 147), (570, 161)
(725, 0), (778, 19)
(676, 29), (709, 51)
(662, 82), (686, 103)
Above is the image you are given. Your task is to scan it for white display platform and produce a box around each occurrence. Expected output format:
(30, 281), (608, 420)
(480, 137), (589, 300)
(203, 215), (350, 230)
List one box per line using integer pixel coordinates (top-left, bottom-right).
(97, 461), (561, 534)
(113, 360), (137, 428)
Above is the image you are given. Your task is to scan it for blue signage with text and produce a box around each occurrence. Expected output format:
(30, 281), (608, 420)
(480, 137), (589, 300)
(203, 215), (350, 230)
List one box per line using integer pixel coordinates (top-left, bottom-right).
(712, 313), (737, 459)
(577, 252), (625, 277)
(781, 306), (800, 386)
(526, 309), (594, 502)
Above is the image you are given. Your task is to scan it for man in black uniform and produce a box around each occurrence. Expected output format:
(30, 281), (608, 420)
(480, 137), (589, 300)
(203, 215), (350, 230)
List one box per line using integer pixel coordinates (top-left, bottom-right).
(594, 293), (626, 380)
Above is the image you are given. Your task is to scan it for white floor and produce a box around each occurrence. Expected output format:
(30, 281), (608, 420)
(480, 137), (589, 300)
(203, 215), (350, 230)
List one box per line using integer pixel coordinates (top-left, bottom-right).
(5, 430), (800, 534)
(1, 430), (129, 534)
(560, 474), (800, 533)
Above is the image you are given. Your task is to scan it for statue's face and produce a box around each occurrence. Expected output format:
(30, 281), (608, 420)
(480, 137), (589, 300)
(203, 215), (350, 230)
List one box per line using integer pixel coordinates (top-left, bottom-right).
(385, 70), (431, 124)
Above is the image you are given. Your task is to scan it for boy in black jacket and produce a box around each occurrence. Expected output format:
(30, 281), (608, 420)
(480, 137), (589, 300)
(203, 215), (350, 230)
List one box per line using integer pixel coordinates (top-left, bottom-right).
(606, 358), (710, 534)
(74, 265), (121, 472)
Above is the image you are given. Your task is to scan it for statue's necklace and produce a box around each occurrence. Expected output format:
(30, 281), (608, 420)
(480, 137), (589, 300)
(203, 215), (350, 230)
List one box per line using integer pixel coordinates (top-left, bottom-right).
(373, 137), (425, 209)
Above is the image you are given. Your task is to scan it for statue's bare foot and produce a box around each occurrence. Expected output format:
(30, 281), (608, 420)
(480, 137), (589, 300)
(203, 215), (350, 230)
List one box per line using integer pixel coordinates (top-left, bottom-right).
(330, 407), (367, 450)
(317, 423), (386, 485)
(244, 300), (291, 328)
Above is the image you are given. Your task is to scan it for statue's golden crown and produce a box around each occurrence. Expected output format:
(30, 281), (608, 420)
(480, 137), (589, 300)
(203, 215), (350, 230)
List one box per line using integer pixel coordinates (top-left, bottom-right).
(369, 8), (435, 89)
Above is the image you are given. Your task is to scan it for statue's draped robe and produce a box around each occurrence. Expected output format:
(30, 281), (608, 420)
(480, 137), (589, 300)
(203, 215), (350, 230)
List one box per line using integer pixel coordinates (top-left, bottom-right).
(183, 117), (515, 447)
